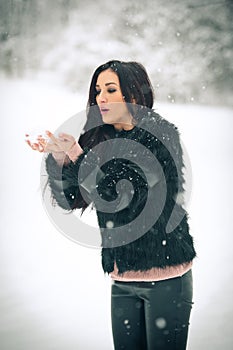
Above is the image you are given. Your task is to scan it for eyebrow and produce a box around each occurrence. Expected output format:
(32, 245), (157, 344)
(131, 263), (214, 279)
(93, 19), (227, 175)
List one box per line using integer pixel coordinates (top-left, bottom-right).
(95, 82), (118, 87)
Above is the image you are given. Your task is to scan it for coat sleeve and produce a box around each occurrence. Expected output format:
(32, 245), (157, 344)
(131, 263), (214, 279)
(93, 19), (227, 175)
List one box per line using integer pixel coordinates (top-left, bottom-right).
(158, 124), (185, 196)
(45, 147), (104, 211)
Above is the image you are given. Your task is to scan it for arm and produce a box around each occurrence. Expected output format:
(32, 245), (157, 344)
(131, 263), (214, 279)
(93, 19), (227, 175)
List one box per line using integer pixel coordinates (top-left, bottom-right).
(26, 130), (97, 210)
(44, 133), (104, 211)
(157, 124), (185, 198)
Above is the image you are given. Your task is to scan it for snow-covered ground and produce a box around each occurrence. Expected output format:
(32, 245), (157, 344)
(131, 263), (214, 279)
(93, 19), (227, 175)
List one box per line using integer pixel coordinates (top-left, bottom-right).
(1, 78), (232, 349)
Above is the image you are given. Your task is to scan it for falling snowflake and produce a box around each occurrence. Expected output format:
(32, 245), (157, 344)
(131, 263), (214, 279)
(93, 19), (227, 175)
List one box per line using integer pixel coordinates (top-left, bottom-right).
(106, 221), (114, 228)
(155, 317), (167, 329)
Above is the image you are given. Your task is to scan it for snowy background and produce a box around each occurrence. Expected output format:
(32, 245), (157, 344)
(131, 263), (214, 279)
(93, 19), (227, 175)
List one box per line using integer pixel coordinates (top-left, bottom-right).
(1, 1), (233, 349)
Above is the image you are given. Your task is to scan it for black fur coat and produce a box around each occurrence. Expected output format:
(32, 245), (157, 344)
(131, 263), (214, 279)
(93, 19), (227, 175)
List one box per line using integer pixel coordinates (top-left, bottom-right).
(45, 109), (196, 274)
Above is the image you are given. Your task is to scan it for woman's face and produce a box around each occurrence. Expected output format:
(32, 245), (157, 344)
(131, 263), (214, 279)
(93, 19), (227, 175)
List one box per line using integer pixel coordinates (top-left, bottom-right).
(95, 69), (134, 130)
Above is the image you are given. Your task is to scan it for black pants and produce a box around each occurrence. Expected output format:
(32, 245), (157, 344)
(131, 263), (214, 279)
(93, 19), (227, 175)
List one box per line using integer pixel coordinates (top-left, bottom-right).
(111, 270), (193, 350)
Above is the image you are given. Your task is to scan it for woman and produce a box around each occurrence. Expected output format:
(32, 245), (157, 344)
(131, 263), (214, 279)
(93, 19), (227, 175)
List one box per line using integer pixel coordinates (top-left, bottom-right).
(26, 60), (196, 349)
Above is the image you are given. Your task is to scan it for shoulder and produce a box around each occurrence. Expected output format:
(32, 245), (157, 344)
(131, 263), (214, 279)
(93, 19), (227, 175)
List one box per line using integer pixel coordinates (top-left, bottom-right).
(136, 109), (181, 152)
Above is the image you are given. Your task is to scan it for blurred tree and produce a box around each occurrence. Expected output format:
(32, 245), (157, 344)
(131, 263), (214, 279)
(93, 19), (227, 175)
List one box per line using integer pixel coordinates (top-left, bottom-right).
(0, 0), (232, 105)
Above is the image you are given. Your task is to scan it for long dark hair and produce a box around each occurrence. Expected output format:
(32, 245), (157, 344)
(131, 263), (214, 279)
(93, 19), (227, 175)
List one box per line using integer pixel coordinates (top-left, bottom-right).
(78, 60), (154, 149)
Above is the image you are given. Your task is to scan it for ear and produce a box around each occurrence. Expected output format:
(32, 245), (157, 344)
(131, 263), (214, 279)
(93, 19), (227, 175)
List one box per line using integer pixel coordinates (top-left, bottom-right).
(131, 96), (137, 104)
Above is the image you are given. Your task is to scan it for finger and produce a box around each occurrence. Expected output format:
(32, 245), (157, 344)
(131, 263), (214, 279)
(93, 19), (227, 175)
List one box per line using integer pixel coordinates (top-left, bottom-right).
(25, 139), (39, 151)
(38, 140), (49, 152)
(32, 142), (40, 150)
(43, 142), (61, 153)
(58, 132), (75, 142)
(25, 139), (32, 147)
(46, 130), (60, 144)
(43, 142), (54, 152)
(38, 144), (44, 152)
(37, 137), (47, 147)
(26, 142), (40, 151)
(37, 136), (46, 141)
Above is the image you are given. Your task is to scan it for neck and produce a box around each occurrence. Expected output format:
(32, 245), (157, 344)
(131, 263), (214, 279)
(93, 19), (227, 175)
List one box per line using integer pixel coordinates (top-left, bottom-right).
(113, 123), (135, 131)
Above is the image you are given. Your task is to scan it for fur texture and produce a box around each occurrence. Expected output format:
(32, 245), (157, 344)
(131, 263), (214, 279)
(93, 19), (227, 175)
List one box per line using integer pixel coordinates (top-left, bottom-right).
(45, 109), (196, 273)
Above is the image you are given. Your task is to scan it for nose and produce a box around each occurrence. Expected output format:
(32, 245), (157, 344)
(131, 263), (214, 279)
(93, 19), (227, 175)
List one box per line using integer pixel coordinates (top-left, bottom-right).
(97, 91), (107, 104)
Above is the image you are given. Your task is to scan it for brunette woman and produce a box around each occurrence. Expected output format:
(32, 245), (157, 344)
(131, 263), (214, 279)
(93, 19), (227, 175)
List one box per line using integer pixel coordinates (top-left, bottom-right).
(26, 60), (196, 350)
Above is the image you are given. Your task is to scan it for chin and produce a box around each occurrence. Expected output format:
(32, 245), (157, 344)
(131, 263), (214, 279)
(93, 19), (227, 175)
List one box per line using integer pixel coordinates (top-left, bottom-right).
(102, 115), (114, 125)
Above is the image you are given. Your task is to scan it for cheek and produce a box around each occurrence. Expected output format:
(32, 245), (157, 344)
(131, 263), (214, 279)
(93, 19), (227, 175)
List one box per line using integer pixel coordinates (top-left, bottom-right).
(112, 92), (124, 103)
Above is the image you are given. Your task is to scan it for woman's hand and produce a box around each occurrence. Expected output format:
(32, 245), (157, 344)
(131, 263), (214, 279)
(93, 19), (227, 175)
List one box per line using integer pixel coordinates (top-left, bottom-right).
(25, 131), (83, 164)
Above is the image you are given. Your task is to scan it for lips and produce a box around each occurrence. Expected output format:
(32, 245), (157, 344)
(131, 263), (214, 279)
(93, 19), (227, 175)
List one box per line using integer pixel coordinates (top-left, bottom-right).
(100, 107), (110, 114)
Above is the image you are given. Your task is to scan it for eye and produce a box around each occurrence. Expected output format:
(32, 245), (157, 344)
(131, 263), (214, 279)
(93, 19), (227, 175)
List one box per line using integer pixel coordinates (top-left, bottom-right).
(108, 88), (117, 93)
(95, 90), (101, 95)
